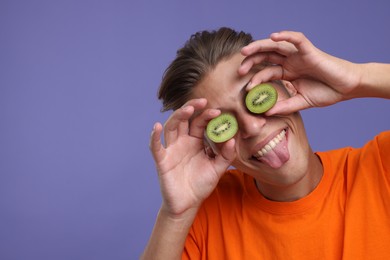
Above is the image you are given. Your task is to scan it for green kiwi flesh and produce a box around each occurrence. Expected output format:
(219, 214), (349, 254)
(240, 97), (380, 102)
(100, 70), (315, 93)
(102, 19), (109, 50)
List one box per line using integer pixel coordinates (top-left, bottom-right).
(245, 83), (278, 114)
(206, 113), (238, 143)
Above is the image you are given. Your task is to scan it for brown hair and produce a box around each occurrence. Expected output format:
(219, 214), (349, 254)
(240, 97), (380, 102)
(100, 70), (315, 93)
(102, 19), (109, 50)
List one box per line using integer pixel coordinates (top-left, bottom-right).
(158, 27), (253, 112)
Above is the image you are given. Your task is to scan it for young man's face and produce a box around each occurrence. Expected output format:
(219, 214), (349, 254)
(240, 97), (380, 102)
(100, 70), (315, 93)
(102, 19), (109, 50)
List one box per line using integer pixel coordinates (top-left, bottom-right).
(192, 53), (314, 188)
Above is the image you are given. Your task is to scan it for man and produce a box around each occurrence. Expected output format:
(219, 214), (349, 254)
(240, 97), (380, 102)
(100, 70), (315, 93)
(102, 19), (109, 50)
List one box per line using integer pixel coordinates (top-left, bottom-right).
(141, 27), (390, 259)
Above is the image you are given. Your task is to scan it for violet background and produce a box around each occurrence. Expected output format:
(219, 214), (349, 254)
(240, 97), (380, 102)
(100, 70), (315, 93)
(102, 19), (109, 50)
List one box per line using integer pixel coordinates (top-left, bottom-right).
(1, 0), (389, 259)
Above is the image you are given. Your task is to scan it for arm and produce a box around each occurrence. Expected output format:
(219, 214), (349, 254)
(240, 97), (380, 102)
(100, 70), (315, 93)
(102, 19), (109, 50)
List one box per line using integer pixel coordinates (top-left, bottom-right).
(238, 31), (390, 115)
(350, 62), (390, 100)
(141, 206), (197, 260)
(141, 99), (235, 260)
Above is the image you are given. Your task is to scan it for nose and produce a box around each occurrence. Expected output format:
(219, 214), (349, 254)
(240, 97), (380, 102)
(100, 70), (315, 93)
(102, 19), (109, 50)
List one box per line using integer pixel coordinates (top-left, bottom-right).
(238, 112), (266, 139)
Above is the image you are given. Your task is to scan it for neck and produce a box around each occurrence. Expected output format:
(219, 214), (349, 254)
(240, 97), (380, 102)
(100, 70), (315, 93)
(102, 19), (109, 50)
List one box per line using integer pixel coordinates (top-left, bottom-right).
(255, 152), (323, 202)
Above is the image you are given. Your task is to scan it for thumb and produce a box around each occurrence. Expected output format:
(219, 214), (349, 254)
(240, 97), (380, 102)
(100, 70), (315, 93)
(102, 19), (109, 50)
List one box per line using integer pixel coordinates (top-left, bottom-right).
(266, 95), (311, 115)
(213, 138), (236, 176)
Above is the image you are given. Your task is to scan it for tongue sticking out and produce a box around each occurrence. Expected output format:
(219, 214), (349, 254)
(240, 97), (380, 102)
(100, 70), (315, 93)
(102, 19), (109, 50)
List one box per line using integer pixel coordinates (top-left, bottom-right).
(255, 132), (290, 169)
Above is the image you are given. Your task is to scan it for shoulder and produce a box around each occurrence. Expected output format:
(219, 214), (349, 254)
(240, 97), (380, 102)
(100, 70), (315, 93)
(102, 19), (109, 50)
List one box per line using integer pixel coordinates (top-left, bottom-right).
(184, 170), (250, 256)
(187, 169), (248, 239)
(371, 130), (390, 155)
(359, 131), (390, 173)
(207, 169), (247, 201)
(317, 131), (390, 165)
(317, 131), (390, 186)
(196, 169), (248, 215)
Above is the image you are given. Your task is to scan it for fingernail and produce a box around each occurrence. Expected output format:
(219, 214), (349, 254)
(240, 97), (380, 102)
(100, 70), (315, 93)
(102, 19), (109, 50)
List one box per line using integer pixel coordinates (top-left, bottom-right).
(210, 109), (220, 116)
(270, 32), (280, 39)
(246, 81), (253, 90)
(182, 106), (191, 112)
(153, 122), (158, 131)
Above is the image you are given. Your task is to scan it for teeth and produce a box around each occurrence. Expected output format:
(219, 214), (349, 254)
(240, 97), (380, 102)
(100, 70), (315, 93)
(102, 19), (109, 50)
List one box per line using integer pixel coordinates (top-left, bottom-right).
(254, 130), (286, 158)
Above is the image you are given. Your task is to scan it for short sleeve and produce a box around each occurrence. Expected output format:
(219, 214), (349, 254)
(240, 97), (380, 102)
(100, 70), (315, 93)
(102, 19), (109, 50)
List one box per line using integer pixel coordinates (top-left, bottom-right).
(376, 131), (390, 173)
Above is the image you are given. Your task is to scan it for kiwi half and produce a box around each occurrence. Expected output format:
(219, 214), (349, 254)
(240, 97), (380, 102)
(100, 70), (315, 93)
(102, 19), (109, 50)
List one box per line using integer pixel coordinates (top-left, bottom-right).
(245, 83), (278, 114)
(206, 113), (238, 143)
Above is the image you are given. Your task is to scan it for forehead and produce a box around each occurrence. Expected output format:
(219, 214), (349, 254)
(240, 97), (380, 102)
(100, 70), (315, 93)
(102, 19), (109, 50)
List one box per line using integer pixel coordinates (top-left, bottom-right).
(192, 54), (248, 101)
(205, 53), (245, 86)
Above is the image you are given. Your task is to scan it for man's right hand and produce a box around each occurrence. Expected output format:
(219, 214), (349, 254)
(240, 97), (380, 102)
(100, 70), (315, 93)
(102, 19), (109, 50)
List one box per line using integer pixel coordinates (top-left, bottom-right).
(149, 98), (236, 218)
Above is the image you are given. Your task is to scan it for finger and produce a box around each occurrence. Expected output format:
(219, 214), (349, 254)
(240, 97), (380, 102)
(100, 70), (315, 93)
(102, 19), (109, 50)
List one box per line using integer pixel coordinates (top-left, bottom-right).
(177, 98), (209, 136)
(213, 138), (236, 175)
(149, 122), (166, 163)
(163, 105), (194, 145)
(177, 98), (209, 137)
(270, 31), (314, 54)
(182, 98), (208, 110)
(246, 65), (285, 90)
(241, 38), (297, 58)
(238, 52), (286, 76)
(265, 95), (311, 116)
(189, 108), (221, 139)
(163, 98), (208, 145)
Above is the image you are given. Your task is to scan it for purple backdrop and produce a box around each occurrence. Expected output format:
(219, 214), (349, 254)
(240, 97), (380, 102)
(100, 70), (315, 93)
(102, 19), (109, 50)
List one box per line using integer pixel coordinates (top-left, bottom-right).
(1, 0), (389, 259)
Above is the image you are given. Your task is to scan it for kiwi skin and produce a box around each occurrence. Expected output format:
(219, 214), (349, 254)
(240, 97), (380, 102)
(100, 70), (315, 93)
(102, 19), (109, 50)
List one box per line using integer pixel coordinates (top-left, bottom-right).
(206, 113), (238, 143)
(245, 83), (278, 114)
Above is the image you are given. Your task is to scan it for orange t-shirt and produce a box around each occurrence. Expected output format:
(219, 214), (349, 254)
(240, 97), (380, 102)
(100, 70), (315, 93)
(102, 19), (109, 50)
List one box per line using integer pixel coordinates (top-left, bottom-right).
(183, 131), (390, 259)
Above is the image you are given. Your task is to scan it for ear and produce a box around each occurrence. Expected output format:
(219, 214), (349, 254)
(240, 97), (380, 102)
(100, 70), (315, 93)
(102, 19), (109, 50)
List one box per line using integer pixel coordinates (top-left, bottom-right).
(281, 80), (297, 97)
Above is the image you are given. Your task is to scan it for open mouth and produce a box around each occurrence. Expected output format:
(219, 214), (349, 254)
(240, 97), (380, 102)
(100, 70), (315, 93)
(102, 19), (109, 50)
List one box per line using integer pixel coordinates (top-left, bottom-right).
(252, 129), (287, 158)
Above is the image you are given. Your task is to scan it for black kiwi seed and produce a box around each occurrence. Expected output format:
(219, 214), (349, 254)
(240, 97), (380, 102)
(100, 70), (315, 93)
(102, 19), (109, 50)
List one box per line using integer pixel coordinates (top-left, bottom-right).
(206, 113), (238, 143)
(245, 83), (278, 114)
